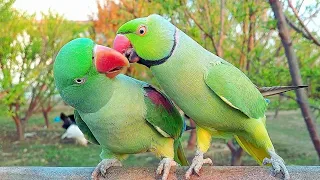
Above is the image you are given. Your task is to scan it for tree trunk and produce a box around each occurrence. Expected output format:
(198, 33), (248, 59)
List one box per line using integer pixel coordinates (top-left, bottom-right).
(273, 95), (283, 119)
(13, 116), (24, 141)
(269, 0), (320, 159)
(239, 0), (249, 70)
(246, 7), (256, 72)
(42, 110), (50, 129)
(239, 22), (248, 70)
(216, 0), (225, 58)
(187, 118), (197, 150)
(231, 148), (244, 166)
(227, 140), (244, 166)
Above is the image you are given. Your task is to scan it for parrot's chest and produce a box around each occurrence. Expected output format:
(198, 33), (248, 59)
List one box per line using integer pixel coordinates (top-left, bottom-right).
(84, 110), (153, 152)
(80, 83), (158, 154)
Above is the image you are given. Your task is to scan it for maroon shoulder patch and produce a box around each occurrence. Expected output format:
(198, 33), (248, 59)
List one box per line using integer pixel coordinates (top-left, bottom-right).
(144, 86), (174, 112)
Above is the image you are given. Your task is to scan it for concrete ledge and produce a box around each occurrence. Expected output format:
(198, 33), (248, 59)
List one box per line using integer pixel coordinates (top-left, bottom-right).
(0, 166), (319, 180)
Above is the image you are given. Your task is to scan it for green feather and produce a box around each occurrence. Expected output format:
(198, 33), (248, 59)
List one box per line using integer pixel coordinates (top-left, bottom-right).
(117, 14), (175, 61)
(74, 110), (99, 145)
(204, 62), (267, 119)
(143, 84), (183, 139)
(118, 14), (279, 166)
(54, 38), (188, 165)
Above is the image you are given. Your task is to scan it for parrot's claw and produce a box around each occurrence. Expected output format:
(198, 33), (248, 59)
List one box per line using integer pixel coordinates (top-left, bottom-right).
(91, 159), (122, 180)
(156, 157), (177, 180)
(185, 150), (213, 179)
(263, 150), (290, 180)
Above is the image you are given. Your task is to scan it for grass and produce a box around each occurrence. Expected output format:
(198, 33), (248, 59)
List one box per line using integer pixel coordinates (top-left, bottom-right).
(0, 106), (319, 167)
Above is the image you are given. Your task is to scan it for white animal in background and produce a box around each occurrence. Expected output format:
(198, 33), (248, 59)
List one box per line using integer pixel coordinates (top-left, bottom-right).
(60, 113), (88, 146)
(61, 124), (88, 146)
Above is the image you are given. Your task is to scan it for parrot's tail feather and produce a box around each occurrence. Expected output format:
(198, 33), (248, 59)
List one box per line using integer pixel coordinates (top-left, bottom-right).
(174, 140), (189, 166)
(234, 135), (269, 165)
(258, 85), (308, 97)
(185, 125), (195, 131)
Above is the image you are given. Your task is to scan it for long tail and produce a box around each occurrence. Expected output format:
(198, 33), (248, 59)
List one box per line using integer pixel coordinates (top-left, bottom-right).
(258, 85), (308, 97)
(174, 139), (189, 166)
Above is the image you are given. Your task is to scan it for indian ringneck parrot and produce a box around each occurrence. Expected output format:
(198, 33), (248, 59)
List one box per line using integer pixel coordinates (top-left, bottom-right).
(114, 14), (290, 179)
(53, 38), (189, 180)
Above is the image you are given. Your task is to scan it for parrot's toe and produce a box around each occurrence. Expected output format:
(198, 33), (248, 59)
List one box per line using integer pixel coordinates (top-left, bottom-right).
(185, 150), (213, 179)
(263, 150), (290, 180)
(156, 158), (177, 180)
(91, 159), (121, 180)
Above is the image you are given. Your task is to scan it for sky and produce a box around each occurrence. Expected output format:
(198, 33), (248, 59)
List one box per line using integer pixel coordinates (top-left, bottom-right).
(12, 0), (319, 32)
(13, 0), (100, 21)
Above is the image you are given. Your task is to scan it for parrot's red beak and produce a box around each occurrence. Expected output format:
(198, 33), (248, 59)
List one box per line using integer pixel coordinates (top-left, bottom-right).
(113, 34), (131, 54)
(113, 34), (140, 63)
(94, 45), (129, 79)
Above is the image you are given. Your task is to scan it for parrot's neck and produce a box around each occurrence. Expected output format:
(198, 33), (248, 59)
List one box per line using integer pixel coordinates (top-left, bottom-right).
(72, 76), (116, 113)
(151, 29), (216, 73)
(137, 28), (178, 68)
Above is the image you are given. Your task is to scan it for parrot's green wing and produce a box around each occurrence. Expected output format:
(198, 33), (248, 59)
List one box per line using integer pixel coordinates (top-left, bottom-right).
(204, 62), (267, 119)
(74, 110), (100, 145)
(143, 85), (184, 139)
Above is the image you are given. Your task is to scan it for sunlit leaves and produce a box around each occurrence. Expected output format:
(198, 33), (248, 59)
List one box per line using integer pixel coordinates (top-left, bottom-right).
(0, 3), (91, 134)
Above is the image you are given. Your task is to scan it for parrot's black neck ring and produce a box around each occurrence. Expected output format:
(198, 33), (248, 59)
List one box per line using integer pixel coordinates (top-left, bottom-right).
(137, 28), (177, 68)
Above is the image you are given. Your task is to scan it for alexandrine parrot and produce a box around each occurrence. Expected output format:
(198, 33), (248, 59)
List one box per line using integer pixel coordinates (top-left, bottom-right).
(53, 38), (188, 180)
(114, 14), (290, 179)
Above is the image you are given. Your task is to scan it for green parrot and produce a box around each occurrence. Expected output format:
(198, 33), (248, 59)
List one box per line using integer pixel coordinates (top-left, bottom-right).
(53, 38), (188, 180)
(114, 14), (290, 179)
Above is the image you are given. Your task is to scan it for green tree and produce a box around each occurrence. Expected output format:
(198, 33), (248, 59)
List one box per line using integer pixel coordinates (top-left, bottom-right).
(0, 0), (32, 141)
(0, 1), (90, 140)
(269, 0), (320, 159)
(29, 11), (90, 128)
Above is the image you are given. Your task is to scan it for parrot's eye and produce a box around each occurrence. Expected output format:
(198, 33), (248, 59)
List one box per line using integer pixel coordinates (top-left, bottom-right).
(137, 25), (147, 36)
(74, 77), (87, 84)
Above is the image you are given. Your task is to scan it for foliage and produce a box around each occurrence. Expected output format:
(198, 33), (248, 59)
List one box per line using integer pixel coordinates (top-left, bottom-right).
(92, 0), (320, 108)
(0, 1), (91, 140)
(91, 0), (320, 165)
(0, 0), (318, 159)
(92, 0), (166, 86)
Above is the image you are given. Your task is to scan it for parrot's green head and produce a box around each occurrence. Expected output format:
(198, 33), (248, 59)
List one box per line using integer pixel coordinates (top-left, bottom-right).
(54, 38), (129, 113)
(114, 14), (176, 67)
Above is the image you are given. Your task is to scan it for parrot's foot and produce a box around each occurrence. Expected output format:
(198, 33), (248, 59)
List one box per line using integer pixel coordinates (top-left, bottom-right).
(156, 157), (177, 180)
(185, 150), (213, 179)
(263, 150), (290, 180)
(91, 159), (121, 180)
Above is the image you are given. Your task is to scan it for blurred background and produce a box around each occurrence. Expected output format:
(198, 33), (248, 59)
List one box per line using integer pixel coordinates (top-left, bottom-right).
(0, 0), (320, 167)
